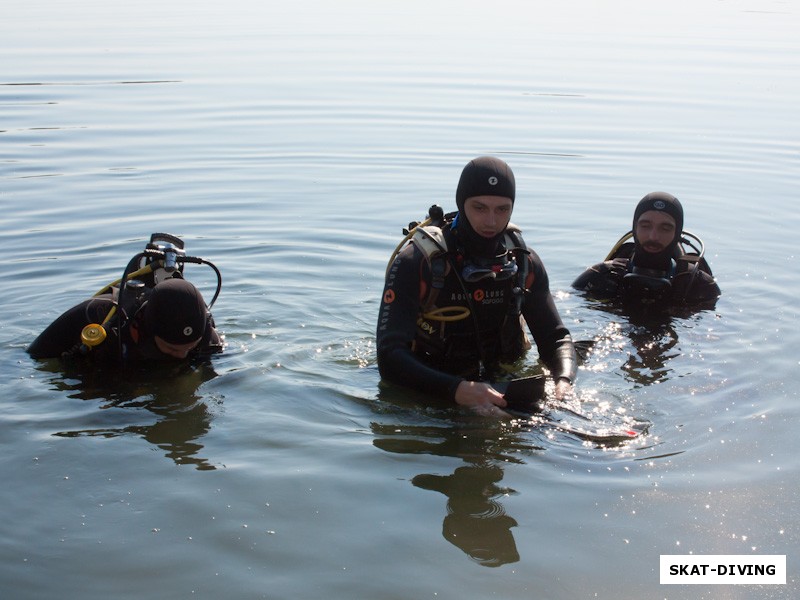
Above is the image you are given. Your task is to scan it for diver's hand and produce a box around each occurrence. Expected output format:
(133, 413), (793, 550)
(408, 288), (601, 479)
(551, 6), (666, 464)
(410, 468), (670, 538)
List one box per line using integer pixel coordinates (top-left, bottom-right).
(455, 381), (510, 418)
(554, 378), (573, 401)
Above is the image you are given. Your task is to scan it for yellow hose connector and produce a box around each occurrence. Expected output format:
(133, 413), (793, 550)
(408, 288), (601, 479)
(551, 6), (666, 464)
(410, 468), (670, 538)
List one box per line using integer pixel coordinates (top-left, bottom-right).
(80, 324), (107, 347)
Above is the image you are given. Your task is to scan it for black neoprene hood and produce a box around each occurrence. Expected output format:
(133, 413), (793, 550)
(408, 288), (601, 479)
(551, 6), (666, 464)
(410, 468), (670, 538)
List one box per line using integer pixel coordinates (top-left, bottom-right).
(144, 277), (208, 344)
(455, 156), (516, 211)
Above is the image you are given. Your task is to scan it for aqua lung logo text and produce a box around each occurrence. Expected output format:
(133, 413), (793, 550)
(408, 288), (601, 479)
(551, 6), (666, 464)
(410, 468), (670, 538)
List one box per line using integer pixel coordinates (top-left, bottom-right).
(448, 289), (505, 304)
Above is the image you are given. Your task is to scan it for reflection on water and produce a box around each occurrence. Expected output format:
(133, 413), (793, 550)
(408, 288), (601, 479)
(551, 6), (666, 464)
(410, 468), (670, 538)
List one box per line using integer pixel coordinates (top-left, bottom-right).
(413, 465), (520, 568)
(577, 302), (719, 387)
(35, 359), (220, 471)
(370, 383), (646, 568)
(620, 322), (680, 386)
(585, 316), (680, 387)
(372, 417), (533, 568)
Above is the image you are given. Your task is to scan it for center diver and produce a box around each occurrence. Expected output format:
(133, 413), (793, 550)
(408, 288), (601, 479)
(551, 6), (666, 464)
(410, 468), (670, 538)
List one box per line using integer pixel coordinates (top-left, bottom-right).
(376, 156), (577, 417)
(27, 233), (223, 365)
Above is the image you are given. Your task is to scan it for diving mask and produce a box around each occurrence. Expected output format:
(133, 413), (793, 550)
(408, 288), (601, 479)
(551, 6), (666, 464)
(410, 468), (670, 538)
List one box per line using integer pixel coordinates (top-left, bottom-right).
(462, 256), (518, 283)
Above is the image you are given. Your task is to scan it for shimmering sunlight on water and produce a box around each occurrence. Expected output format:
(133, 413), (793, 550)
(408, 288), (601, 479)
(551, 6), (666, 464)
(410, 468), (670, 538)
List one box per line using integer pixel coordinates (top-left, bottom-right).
(1, 1), (798, 598)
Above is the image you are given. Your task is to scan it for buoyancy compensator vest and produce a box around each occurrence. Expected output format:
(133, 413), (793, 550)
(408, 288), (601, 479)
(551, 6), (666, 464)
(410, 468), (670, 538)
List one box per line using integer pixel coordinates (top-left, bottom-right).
(388, 206), (532, 375)
(604, 230), (715, 308)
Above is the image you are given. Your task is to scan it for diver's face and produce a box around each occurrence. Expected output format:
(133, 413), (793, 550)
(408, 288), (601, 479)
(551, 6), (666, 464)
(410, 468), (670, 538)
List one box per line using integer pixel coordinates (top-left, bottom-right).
(463, 196), (513, 239)
(155, 335), (201, 359)
(635, 210), (677, 253)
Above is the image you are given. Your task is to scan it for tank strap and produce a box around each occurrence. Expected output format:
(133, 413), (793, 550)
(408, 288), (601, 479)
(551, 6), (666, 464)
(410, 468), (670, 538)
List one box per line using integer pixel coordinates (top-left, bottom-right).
(410, 225), (450, 313)
(410, 226), (449, 285)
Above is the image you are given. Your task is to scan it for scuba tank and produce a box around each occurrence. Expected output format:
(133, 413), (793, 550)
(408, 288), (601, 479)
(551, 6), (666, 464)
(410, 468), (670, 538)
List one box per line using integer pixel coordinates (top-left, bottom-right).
(79, 233), (222, 359)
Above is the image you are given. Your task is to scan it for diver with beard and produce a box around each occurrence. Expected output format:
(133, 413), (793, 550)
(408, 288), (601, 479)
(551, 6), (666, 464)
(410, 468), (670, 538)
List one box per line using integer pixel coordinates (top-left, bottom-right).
(377, 157), (577, 416)
(28, 234), (223, 365)
(572, 192), (720, 311)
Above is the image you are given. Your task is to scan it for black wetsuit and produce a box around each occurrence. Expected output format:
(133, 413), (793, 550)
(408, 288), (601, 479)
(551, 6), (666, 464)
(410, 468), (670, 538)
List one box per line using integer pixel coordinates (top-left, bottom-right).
(572, 242), (720, 309)
(27, 292), (222, 364)
(377, 224), (576, 401)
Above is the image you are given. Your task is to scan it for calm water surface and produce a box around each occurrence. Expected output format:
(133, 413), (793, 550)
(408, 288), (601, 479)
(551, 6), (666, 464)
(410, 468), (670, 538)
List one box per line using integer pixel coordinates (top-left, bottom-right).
(2, 1), (798, 598)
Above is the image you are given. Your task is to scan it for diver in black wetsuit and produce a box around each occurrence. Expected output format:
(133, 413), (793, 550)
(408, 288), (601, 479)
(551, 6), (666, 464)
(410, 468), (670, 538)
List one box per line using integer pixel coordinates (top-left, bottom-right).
(376, 156), (576, 416)
(27, 234), (223, 365)
(572, 192), (720, 312)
